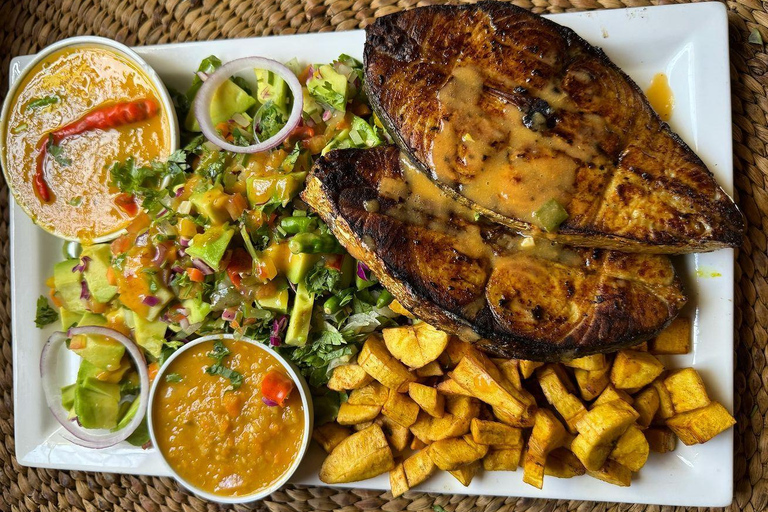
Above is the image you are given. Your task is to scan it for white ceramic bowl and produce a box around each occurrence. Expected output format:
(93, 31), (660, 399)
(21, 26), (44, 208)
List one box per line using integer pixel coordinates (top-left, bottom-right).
(147, 334), (313, 504)
(0, 35), (180, 243)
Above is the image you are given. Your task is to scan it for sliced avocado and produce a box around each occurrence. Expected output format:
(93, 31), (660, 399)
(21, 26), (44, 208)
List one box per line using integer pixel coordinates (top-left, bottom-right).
(61, 383), (76, 411)
(307, 64), (348, 111)
(184, 79), (257, 132)
(145, 286), (174, 322)
(302, 88), (321, 118)
(133, 314), (168, 359)
(182, 298), (212, 325)
(186, 224), (235, 271)
(74, 380), (120, 429)
(115, 397), (141, 431)
(246, 172), (306, 207)
(76, 359), (102, 385)
(286, 252), (319, 285)
(255, 68), (289, 110)
(60, 307), (83, 331)
(285, 281), (314, 346)
(81, 244), (117, 303)
(257, 278), (290, 313)
(105, 307), (134, 331)
(70, 313), (125, 371)
(189, 183), (230, 225)
(54, 259), (86, 313)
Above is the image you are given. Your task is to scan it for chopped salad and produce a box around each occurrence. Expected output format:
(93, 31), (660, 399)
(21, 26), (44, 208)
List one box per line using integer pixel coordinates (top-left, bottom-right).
(37, 53), (407, 445)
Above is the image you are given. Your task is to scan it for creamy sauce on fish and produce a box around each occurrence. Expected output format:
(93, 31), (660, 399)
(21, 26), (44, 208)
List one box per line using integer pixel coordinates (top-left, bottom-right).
(429, 66), (610, 226)
(378, 152), (583, 267)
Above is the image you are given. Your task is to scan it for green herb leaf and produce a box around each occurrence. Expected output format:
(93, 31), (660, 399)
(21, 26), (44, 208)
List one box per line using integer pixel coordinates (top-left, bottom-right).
(205, 364), (244, 389)
(749, 28), (764, 46)
(187, 55), (222, 102)
(207, 339), (230, 365)
(305, 261), (342, 295)
(28, 95), (59, 110)
(46, 135), (71, 166)
(433, 506), (448, 512)
(165, 373), (183, 383)
(67, 197), (82, 207)
(254, 101), (287, 140)
(35, 295), (58, 328)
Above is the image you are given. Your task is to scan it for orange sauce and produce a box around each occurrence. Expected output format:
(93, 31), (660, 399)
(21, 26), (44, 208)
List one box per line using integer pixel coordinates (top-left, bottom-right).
(646, 73), (674, 122)
(3, 45), (171, 241)
(152, 340), (305, 497)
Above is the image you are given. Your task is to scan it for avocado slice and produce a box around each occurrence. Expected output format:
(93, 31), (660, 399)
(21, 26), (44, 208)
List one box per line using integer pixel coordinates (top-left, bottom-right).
(307, 64), (348, 111)
(115, 397), (141, 431)
(60, 307), (83, 331)
(61, 383), (76, 411)
(54, 259), (86, 313)
(184, 79), (257, 132)
(81, 244), (118, 303)
(255, 68), (289, 110)
(144, 286), (174, 322)
(133, 314), (167, 359)
(285, 281), (314, 346)
(189, 184), (230, 225)
(257, 278), (290, 313)
(70, 313), (125, 371)
(286, 252), (319, 285)
(246, 172), (306, 207)
(74, 379), (120, 430)
(186, 224), (235, 271)
(182, 298), (212, 325)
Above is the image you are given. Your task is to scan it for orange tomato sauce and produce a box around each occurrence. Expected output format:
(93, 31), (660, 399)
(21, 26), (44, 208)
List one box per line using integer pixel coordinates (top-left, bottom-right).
(3, 45), (172, 241)
(152, 339), (305, 497)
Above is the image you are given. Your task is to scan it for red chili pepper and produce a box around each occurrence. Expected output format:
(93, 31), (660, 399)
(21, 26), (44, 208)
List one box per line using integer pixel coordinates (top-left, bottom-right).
(33, 98), (160, 203)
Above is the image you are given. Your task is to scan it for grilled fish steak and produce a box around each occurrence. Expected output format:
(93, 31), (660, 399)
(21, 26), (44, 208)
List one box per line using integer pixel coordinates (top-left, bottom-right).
(303, 146), (686, 361)
(364, 2), (743, 253)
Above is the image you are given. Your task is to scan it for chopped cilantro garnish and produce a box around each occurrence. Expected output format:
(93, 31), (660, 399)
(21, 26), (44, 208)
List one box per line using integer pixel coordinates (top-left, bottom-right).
(46, 135), (71, 166)
(305, 261), (341, 295)
(35, 295), (58, 328)
(165, 373), (183, 383)
(205, 340), (243, 389)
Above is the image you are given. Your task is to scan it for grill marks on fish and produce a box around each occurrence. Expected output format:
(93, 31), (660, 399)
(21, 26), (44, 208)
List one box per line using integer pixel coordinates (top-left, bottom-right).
(303, 146), (687, 361)
(364, 1), (744, 253)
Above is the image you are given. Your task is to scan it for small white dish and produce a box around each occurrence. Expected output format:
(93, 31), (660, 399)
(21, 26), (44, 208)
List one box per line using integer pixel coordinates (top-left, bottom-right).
(0, 35), (180, 243)
(147, 334), (313, 504)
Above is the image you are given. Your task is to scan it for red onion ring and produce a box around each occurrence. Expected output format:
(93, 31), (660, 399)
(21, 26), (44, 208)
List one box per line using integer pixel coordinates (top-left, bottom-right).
(40, 327), (150, 449)
(193, 57), (303, 154)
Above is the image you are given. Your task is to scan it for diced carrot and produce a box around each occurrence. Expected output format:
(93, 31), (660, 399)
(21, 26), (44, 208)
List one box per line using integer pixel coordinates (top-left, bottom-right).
(49, 288), (63, 308)
(223, 392), (243, 418)
(148, 362), (159, 382)
(187, 267), (205, 283)
(106, 266), (117, 286)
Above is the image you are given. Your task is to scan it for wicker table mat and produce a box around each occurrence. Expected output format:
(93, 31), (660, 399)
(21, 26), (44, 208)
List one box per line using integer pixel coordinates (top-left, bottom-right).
(0, 0), (765, 510)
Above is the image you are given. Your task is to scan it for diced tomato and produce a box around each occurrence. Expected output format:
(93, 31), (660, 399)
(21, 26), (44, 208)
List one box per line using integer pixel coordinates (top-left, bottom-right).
(115, 193), (139, 217)
(325, 254), (344, 271)
(227, 248), (252, 273)
(110, 234), (132, 255)
(298, 65), (312, 84)
(187, 267), (205, 283)
(261, 370), (295, 406)
(290, 124), (315, 141)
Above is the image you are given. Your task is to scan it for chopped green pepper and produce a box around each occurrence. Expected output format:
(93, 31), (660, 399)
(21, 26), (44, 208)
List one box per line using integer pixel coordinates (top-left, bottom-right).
(533, 199), (569, 233)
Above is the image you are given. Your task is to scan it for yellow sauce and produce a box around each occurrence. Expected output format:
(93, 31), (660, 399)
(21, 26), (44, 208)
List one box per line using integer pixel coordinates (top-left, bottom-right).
(645, 73), (674, 122)
(153, 340), (305, 497)
(3, 45), (172, 241)
(429, 66), (605, 224)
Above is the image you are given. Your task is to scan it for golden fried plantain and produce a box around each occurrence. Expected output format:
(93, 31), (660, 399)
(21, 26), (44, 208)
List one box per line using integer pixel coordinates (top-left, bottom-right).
(319, 424), (395, 483)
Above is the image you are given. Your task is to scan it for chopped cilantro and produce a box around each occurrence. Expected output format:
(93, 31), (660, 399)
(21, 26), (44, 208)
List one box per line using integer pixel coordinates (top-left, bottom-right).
(165, 373), (183, 383)
(35, 295), (58, 328)
(254, 101), (287, 140)
(305, 261), (342, 294)
(205, 340), (243, 389)
(46, 135), (71, 166)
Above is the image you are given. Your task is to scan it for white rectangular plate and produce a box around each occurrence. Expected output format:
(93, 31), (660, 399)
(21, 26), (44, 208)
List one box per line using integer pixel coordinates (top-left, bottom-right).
(10, 2), (734, 506)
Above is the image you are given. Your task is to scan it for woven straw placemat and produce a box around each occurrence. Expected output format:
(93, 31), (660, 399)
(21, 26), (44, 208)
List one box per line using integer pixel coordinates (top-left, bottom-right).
(0, 0), (765, 510)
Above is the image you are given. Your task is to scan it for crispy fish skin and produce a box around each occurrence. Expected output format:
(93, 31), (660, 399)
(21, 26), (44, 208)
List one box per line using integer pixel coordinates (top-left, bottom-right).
(363, 2), (743, 254)
(302, 146), (686, 361)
